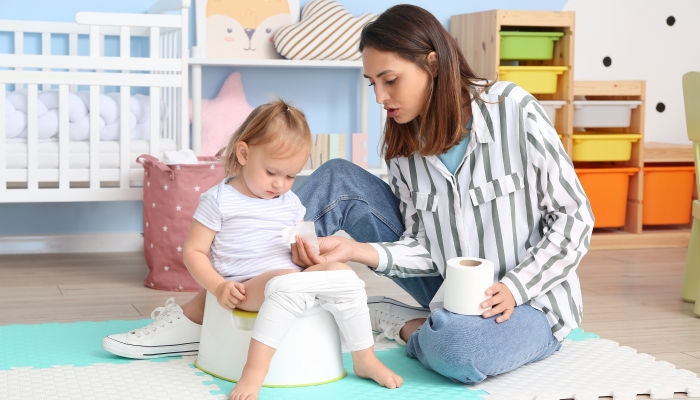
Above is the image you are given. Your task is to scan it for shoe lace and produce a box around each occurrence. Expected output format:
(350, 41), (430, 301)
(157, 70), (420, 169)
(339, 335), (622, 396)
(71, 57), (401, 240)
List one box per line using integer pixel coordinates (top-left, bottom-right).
(131, 297), (181, 339)
(373, 310), (406, 344)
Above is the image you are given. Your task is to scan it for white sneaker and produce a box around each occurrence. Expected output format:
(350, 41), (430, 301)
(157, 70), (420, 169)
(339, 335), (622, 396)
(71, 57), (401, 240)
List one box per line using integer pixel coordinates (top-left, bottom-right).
(367, 296), (430, 345)
(102, 298), (201, 359)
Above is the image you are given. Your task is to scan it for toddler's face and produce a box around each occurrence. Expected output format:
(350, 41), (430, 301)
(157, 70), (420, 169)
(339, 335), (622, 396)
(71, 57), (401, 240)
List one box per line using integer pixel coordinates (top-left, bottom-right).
(240, 141), (309, 200)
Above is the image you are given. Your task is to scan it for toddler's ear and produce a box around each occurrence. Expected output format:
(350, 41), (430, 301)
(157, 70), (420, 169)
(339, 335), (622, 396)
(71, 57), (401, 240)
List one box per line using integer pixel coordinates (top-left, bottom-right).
(236, 141), (249, 165)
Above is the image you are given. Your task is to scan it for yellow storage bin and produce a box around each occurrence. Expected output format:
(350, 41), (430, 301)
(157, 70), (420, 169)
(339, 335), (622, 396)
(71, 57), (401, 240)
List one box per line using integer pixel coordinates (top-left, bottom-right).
(498, 66), (568, 94)
(571, 133), (642, 162)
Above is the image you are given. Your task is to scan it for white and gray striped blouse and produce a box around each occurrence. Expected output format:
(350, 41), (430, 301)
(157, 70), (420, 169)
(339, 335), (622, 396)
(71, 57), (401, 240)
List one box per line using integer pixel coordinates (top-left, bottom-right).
(369, 81), (595, 341)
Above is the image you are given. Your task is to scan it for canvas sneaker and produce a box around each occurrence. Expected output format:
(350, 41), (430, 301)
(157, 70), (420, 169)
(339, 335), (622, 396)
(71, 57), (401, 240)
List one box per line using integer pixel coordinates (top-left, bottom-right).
(102, 297), (201, 359)
(367, 296), (430, 345)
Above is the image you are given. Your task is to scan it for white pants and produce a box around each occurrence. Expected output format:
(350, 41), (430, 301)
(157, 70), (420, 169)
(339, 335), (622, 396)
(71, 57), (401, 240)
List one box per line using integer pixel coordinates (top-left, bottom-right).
(251, 270), (374, 352)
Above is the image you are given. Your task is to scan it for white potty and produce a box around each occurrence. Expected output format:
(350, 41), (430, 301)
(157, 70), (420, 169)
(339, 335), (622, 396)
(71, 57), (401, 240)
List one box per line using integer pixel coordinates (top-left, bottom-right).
(195, 291), (346, 386)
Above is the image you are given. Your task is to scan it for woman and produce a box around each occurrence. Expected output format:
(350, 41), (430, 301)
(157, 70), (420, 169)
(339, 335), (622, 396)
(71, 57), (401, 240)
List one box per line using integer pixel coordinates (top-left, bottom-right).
(292, 4), (594, 384)
(103, 3), (592, 386)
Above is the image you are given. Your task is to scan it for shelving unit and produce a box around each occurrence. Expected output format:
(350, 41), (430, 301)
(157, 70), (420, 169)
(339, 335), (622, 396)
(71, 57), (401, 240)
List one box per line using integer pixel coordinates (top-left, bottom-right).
(573, 80), (645, 233)
(187, 46), (386, 176)
(450, 10), (575, 152)
(569, 81), (691, 249)
(450, 9), (689, 250)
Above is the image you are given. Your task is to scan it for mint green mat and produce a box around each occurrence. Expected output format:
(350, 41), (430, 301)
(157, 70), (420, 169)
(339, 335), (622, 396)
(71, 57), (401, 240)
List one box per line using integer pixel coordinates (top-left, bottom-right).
(0, 319), (597, 399)
(0, 319), (167, 370)
(198, 348), (487, 399)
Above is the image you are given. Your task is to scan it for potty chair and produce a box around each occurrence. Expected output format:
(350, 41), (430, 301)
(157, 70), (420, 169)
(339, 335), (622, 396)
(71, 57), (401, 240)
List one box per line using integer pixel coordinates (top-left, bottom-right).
(195, 291), (346, 386)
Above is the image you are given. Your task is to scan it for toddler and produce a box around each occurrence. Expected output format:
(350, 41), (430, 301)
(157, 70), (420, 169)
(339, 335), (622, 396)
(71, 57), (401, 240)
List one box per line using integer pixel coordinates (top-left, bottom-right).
(179, 99), (401, 400)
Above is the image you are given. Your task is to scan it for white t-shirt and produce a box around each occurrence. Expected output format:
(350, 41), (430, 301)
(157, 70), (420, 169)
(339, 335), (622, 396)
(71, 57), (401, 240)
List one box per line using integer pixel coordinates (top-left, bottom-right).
(193, 178), (305, 282)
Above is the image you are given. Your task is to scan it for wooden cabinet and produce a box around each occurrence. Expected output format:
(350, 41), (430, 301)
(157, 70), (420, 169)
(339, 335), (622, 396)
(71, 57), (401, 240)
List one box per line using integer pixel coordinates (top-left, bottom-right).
(451, 10), (575, 149)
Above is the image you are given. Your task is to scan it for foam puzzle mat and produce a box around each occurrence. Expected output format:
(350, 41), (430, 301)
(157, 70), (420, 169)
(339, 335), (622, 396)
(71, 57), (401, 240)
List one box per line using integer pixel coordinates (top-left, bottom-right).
(1, 320), (699, 399)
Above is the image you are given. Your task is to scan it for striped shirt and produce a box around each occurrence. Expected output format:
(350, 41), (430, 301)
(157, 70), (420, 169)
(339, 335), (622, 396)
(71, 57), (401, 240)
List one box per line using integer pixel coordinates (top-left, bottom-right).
(193, 179), (305, 282)
(369, 81), (594, 341)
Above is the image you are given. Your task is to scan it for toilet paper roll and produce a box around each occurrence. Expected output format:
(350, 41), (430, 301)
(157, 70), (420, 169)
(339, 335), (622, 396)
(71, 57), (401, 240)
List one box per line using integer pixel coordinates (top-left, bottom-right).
(442, 257), (495, 316)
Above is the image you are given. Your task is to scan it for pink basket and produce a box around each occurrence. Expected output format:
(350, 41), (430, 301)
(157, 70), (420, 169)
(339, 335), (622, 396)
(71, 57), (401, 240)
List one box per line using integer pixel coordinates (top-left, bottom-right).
(137, 154), (225, 291)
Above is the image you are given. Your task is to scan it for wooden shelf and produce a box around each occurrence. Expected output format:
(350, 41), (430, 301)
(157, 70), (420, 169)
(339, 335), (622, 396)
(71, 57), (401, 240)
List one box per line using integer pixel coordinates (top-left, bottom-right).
(188, 58), (362, 68)
(450, 11), (689, 249)
(451, 9), (575, 151)
(644, 142), (694, 163)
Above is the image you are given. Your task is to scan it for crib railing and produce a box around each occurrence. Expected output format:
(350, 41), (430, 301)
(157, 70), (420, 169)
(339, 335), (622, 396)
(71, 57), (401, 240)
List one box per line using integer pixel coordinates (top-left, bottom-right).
(0, 0), (190, 202)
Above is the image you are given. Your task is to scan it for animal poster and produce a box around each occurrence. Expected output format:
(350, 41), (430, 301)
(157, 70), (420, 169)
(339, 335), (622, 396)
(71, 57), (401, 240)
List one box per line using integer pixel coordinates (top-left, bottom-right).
(195, 0), (300, 59)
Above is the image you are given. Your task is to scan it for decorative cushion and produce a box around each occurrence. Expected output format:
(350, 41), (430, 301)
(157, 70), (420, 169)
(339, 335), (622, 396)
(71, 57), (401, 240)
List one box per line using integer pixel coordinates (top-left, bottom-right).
(189, 72), (254, 157)
(273, 0), (376, 61)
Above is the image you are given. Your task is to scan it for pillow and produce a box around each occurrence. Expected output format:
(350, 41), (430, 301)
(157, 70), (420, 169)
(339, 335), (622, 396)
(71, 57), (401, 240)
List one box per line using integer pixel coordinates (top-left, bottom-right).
(273, 0), (376, 61)
(189, 72), (254, 156)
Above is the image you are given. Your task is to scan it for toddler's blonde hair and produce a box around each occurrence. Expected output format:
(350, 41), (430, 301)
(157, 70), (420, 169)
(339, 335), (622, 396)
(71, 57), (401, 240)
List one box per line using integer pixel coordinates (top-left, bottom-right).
(219, 99), (312, 177)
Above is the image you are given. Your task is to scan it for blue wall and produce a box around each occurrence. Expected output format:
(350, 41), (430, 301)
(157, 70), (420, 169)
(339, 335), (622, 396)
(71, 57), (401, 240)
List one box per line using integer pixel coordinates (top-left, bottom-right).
(0, 0), (566, 236)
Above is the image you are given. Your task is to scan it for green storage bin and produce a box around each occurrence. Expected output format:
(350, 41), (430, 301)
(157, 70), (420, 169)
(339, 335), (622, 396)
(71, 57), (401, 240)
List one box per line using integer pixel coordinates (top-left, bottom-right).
(500, 31), (565, 60)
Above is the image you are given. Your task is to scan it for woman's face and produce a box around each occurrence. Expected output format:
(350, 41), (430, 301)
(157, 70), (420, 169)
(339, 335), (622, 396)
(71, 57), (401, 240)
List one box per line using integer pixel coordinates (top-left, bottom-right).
(362, 47), (433, 124)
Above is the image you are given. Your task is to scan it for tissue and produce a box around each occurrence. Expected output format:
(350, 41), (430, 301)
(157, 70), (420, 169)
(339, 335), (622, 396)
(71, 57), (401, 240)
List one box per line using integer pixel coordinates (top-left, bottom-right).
(281, 221), (320, 255)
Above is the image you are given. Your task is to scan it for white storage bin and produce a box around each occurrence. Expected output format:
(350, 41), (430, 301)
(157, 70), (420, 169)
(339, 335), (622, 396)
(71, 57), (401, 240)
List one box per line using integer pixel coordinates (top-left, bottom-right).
(573, 100), (642, 128)
(538, 100), (566, 125)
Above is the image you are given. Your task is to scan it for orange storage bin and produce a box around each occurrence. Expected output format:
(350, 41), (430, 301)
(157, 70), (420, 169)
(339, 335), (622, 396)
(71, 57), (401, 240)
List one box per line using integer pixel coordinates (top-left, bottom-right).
(575, 167), (639, 228)
(643, 165), (696, 225)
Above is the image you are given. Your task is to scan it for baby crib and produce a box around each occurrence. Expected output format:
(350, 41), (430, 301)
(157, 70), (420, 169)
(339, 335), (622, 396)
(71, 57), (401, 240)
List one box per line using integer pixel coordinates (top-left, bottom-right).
(0, 0), (190, 202)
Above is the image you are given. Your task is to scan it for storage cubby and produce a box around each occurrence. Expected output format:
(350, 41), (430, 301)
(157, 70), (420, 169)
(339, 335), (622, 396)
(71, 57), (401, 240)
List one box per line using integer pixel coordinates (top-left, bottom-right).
(572, 80), (645, 235)
(452, 10), (691, 250)
(450, 10), (575, 150)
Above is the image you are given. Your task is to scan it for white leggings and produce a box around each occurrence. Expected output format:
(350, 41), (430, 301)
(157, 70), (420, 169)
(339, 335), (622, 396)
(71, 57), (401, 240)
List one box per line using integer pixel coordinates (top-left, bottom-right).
(251, 270), (374, 352)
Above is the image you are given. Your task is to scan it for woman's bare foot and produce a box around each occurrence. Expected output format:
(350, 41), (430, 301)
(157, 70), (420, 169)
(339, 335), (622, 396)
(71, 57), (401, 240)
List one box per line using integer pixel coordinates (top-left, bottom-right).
(351, 347), (403, 389)
(229, 366), (266, 400)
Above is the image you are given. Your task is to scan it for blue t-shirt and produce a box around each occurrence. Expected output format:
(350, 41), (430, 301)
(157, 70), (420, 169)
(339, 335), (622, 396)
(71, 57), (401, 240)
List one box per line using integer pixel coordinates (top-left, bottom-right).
(438, 117), (472, 174)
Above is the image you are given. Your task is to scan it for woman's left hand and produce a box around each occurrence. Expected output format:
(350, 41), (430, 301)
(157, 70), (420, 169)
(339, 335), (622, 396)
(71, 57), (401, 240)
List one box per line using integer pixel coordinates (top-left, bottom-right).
(480, 283), (516, 323)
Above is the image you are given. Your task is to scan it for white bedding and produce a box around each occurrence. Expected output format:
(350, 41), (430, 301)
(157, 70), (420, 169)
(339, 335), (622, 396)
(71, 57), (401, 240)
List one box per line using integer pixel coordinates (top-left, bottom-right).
(4, 90), (167, 141)
(5, 139), (177, 169)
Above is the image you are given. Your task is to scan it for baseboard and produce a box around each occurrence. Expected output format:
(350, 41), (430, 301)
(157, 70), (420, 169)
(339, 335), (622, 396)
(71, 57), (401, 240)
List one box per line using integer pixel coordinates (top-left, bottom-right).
(0, 232), (144, 254)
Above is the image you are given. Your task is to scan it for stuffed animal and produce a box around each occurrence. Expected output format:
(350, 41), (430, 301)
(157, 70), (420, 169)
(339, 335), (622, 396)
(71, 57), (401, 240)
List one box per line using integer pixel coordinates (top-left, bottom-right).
(190, 72), (254, 156)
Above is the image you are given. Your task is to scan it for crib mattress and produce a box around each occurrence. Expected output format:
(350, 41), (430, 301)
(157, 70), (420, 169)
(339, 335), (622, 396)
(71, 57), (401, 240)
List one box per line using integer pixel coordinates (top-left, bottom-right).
(4, 139), (177, 169)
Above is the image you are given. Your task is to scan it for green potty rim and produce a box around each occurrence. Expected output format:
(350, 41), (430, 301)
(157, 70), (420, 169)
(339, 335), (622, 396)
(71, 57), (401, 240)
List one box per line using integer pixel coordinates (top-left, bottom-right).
(499, 31), (565, 38)
(194, 359), (347, 387)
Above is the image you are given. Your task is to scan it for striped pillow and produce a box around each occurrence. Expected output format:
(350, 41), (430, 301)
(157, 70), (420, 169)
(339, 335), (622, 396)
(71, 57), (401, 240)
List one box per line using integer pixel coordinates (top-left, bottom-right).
(273, 0), (377, 61)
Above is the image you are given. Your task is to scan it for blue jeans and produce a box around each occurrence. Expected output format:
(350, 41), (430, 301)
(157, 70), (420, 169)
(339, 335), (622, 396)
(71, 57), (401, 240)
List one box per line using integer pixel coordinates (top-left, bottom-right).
(295, 159), (561, 384)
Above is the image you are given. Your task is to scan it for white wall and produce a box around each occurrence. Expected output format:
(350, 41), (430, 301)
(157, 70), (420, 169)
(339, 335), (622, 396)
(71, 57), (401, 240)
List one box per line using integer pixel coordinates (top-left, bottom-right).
(564, 0), (700, 144)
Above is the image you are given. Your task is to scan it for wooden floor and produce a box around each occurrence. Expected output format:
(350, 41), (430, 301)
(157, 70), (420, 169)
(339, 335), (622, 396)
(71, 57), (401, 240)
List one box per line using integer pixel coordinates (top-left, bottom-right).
(2, 247), (700, 385)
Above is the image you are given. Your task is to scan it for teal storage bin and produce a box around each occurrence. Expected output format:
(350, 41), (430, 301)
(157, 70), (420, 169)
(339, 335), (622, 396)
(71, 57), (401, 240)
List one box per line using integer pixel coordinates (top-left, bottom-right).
(500, 31), (565, 60)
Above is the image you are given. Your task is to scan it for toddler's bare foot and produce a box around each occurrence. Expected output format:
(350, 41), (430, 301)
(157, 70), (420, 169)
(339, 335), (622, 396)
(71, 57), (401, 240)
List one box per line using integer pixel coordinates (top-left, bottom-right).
(229, 365), (266, 400)
(352, 347), (403, 389)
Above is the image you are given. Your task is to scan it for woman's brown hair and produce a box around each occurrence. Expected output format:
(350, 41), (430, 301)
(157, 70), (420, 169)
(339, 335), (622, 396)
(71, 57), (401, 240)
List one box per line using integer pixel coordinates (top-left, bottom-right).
(218, 99), (312, 177)
(359, 4), (493, 160)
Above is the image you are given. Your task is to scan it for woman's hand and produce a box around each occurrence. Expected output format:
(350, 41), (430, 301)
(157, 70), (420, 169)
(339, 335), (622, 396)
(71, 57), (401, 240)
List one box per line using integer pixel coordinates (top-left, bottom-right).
(292, 235), (353, 267)
(480, 283), (516, 323)
(214, 281), (246, 310)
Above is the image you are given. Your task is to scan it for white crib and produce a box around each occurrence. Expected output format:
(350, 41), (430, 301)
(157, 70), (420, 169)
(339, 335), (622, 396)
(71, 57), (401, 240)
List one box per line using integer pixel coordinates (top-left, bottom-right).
(0, 0), (190, 203)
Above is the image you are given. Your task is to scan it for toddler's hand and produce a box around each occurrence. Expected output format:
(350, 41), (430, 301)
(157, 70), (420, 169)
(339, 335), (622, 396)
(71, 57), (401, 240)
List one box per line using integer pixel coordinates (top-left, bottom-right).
(215, 281), (246, 310)
(480, 283), (516, 323)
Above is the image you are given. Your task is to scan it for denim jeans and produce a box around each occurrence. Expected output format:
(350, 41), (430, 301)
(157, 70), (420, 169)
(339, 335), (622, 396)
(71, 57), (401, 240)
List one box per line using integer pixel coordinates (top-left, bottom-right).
(295, 159), (561, 384)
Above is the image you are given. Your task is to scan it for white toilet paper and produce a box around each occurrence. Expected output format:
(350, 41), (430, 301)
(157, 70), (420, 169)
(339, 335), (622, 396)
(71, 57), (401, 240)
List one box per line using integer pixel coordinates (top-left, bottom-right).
(429, 257), (495, 316)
